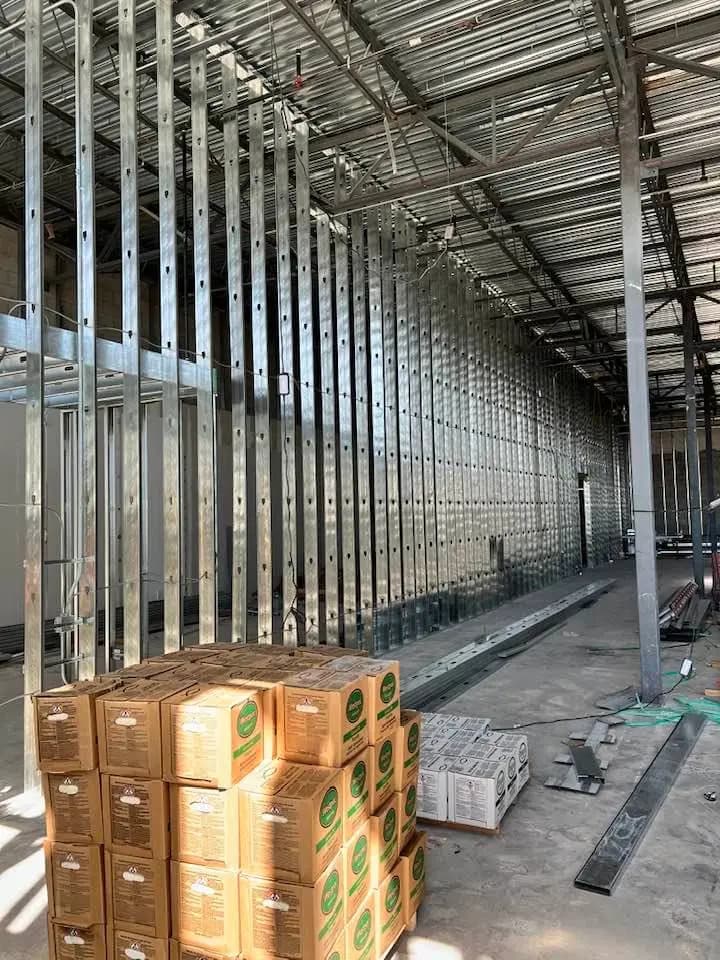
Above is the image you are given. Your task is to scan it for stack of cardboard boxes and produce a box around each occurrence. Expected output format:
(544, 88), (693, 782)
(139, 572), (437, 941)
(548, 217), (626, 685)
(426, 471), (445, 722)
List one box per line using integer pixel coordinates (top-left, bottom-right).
(37, 645), (427, 960)
(417, 712), (529, 831)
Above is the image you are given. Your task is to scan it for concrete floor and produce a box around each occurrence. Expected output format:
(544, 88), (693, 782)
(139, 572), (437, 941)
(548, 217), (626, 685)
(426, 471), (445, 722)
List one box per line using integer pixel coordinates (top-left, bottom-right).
(1, 558), (719, 959)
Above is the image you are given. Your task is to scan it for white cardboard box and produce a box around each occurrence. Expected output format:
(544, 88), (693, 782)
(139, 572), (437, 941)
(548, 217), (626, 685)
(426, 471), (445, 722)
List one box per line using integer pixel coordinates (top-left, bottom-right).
(417, 757), (449, 822)
(449, 759), (509, 830)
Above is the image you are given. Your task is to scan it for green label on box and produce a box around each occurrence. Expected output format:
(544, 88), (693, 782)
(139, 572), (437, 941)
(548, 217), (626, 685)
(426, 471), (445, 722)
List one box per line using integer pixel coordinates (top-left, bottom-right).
(408, 722), (419, 754)
(346, 689), (364, 723)
(236, 701), (258, 738)
(354, 908), (373, 950)
(351, 760), (367, 798)
(380, 672), (397, 704)
(319, 786), (339, 828)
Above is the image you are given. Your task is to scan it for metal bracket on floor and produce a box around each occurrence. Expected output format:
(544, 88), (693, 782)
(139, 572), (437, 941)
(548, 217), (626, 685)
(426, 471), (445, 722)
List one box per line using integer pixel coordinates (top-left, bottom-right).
(400, 579), (616, 711)
(546, 720), (619, 795)
(574, 712), (706, 895)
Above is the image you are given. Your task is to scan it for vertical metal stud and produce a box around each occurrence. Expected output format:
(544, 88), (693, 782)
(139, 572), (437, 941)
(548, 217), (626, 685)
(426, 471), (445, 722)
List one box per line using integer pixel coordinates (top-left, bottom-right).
(274, 102), (296, 645)
(317, 214), (339, 644)
(334, 159), (357, 647)
(419, 252), (438, 628)
(381, 207), (402, 644)
(395, 213), (416, 641)
(192, 50), (216, 643)
(295, 122), (320, 643)
(407, 222), (426, 634)
(119, 0), (142, 665)
(367, 210), (388, 651)
(157, 0), (182, 650)
(225, 62), (248, 643)
(24, 0), (44, 790)
(432, 257), (449, 624)
(77, 0), (97, 678)
(350, 181), (373, 649)
(104, 407), (119, 670)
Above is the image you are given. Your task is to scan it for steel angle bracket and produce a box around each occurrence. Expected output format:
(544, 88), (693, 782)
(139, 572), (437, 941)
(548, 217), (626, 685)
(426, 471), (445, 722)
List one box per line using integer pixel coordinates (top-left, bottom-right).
(400, 579), (615, 710)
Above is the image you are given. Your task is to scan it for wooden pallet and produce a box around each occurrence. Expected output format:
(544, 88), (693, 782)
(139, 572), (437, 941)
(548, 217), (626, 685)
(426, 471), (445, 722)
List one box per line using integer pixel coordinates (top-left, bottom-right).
(418, 816), (501, 836)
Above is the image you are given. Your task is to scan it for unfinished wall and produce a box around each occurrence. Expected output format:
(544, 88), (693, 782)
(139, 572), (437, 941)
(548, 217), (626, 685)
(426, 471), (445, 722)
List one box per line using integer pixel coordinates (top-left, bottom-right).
(651, 427), (720, 537)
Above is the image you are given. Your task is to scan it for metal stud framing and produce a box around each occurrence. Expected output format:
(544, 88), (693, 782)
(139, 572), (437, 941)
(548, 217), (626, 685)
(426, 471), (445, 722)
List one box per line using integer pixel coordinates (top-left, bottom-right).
(225, 62), (248, 643)
(157, 0), (182, 651)
(381, 207), (403, 644)
(334, 159), (358, 647)
(192, 49), (216, 644)
(350, 183), (373, 649)
(119, 0), (142, 665)
(407, 223), (427, 634)
(318, 214), (339, 644)
(23, 0), (44, 790)
(295, 122), (320, 644)
(419, 253), (439, 629)
(368, 210), (389, 651)
(76, 0), (97, 679)
(274, 102), (296, 645)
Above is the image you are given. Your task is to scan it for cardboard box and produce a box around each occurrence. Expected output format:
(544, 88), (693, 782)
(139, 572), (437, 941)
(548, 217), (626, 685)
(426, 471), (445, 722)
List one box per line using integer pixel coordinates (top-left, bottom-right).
(333, 658), (400, 744)
(369, 793), (400, 888)
(463, 745), (516, 801)
(416, 757), (448, 822)
(105, 851), (170, 938)
(45, 841), (104, 927)
(312, 646), (369, 659)
(34, 679), (120, 772)
(239, 759), (343, 883)
(342, 747), (371, 842)
(401, 830), (426, 925)
(327, 928), (347, 960)
(48, 921), (106, 960)
(207, 674), (277, 761)
(448, 758), (508, 830)
(171, 861), (241, 956)
(161, 684), (264, 788)
(398, 772), (418, 850)
(97, 679), (195, 777)
(239, 852), (344, 960)
(374, 866), (405, 957)
(42, 771), (103, 843)
(368, 734), (395, 813)
(102, 775), (170, 859)
(479, 732), (528, 784)
(170, 784), (240, 869)
(170, 944), (239, 960)
(394, 710), (421, 791)
(114, 661), (181, 681)
(420, 735), (455, 759)
(344, 819), (371, 921)
(345, 893), (376, 960)
(278, 668), (368, 767)
(109, 929), (170, 960)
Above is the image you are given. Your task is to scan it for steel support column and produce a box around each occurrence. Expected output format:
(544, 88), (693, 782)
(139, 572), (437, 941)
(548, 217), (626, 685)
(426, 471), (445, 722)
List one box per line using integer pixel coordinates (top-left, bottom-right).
(620, 59), (662, 703)
(248, 79), (271, 642)
(224, 62), (248, 643)
(157, 0), (182, 649)
(24, 0), (44, 790)
(704, 381), (717, 572)
(192, 50), (217, 643)
(684, 302), (704, 592)
(119, 0), (143, 665)
(274, 102), (296, 645)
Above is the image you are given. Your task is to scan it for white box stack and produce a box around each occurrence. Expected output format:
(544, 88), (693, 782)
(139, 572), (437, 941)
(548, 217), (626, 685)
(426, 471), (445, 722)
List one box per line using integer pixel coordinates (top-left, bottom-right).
(416, 714), (529, 832)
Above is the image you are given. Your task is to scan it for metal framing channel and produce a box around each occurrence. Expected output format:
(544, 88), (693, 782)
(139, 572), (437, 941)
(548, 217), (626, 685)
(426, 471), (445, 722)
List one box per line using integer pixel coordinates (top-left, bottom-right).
(350, 180), (373, 649)
(463, 269), (479, 615)
(103, 407), (119, 671)
(683, 307), (703, 591)
(274, 102), (296, 645)
(432, 257), (450, 625)
(334, 158), (357, 647)
(225, 63), (248, 643)
(192, 50), (217, 643)
(620, 59), (662, 703)
(76, 0), (97, 679)
(119, 0), (142, 665)
(477, 290), (488, 608)
(456, 268), (471, 615)
(24, 0), (44, 789)
(367, 209), (389, 651)
(295, 122), (320, 643)
(395, 213), (416, 642)
(157, 0), (182, 650)
(407, 223), (427, 635)
(443, 260), (459, 620)
(317, 213), (339, 644)
(419, 253), (439, 628)
(381, 206), (403, 645)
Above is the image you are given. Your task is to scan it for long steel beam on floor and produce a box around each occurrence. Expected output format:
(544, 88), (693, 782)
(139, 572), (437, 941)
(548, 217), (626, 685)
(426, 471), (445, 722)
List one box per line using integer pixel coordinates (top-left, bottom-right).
(400, 579), (616, 710)
(575, 712), (706, 895)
